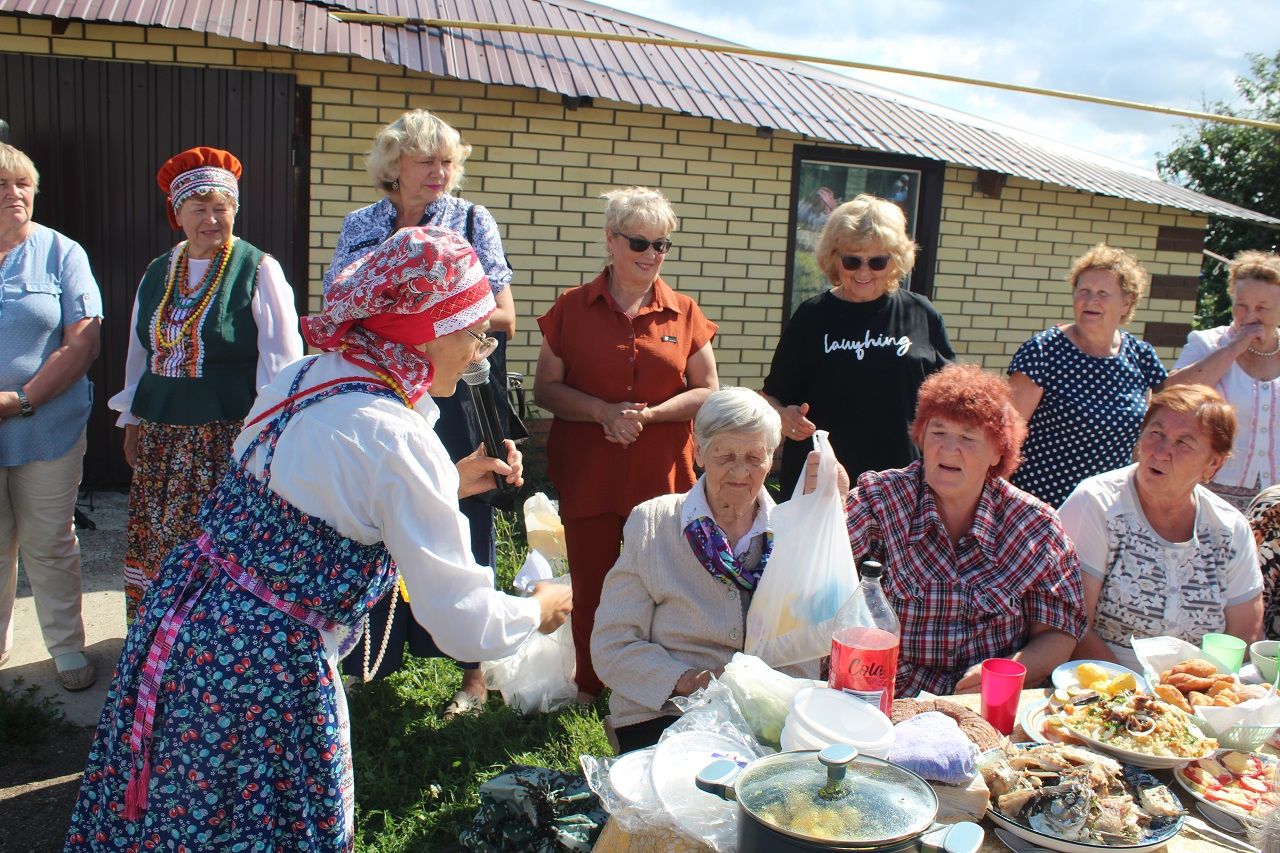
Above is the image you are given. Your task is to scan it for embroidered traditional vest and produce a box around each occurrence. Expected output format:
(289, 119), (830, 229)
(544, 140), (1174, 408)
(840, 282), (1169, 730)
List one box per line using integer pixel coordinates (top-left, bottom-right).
(131, 240), (264, 426)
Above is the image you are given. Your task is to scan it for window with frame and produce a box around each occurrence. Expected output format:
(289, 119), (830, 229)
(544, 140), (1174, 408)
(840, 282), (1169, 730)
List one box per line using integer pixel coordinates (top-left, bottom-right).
(785, 147), (944, 319)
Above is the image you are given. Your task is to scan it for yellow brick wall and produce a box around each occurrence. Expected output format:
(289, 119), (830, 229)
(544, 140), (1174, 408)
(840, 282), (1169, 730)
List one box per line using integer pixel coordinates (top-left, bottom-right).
(934, 168), (1206, 366)
(1, 17), (1203, 391)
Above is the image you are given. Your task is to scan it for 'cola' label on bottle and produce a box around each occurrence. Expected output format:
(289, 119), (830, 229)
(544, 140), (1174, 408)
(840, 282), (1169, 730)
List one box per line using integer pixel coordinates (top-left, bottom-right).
(829, 625), (899, 715)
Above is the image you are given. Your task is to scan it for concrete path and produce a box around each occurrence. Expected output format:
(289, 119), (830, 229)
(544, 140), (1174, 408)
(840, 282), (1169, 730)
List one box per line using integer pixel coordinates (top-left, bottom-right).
(1, 490), (128, 729)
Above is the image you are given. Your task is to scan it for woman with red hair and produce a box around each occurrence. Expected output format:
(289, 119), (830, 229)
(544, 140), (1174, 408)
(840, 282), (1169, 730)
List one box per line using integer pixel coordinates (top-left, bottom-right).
(844, 363), (1086, 696)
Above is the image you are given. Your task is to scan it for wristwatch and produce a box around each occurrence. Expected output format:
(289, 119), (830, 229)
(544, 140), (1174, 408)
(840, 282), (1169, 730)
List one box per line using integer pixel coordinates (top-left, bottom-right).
(16, 390), (34, 418)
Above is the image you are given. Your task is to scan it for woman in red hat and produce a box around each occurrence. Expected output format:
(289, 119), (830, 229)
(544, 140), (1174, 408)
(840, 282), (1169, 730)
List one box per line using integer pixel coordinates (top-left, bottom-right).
(108, 147), (304, 621)
(66, 226), (572, 851)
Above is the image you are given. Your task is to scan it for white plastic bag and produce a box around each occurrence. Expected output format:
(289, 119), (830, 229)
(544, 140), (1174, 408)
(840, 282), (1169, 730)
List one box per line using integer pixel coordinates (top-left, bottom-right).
(745, 430), (856, 667)
(482, 578), (577, 714)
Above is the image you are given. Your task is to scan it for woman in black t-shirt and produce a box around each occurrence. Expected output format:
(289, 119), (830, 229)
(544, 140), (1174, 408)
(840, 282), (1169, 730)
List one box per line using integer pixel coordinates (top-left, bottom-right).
(764, 194), (954, 495)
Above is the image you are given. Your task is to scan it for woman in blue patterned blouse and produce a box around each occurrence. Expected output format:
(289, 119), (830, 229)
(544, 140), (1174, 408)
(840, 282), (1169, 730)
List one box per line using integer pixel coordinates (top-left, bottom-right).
(1007, 244), (1167, 507)
(326, 109), (515, 717)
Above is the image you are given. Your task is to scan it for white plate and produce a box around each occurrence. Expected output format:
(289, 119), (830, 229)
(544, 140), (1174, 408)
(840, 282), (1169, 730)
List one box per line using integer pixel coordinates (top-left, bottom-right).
(980, 745), (1185, 853)
(1052, 660), (1151, 693)
(608, 747), (658, 808)
(986, 801), (1182, 853)
(1172, 749), (1279, 823)
(649, 730), (754, 839)
(1054, 717), (1214, 770)
(1018, 698), (1079, 746)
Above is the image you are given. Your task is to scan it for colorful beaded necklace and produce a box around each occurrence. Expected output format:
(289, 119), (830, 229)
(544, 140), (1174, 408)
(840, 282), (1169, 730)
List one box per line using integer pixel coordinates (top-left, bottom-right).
(151, 239), (235, 351)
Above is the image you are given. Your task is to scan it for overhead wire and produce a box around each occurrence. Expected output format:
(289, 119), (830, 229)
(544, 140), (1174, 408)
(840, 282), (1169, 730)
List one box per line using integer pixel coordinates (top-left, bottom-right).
(325, 13), (1280, 132)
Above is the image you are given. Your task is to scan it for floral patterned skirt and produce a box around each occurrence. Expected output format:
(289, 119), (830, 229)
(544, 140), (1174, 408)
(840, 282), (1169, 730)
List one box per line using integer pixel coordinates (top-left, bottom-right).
(124, 420), (239, 621)
(64, 539), (354, 852)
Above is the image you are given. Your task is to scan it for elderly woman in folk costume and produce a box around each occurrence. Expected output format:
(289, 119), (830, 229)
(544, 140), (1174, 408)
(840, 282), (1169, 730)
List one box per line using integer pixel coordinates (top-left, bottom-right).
(108, 147), (303, 621)
(65, 227), (573, 851)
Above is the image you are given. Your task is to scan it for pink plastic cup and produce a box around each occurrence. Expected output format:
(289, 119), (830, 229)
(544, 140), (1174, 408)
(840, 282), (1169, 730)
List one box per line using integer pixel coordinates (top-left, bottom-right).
(980, 658), (1027, 735)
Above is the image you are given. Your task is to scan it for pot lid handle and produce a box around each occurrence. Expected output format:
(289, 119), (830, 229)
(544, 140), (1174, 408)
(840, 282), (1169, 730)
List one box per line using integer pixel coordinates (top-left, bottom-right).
(817, 744), (858, 798)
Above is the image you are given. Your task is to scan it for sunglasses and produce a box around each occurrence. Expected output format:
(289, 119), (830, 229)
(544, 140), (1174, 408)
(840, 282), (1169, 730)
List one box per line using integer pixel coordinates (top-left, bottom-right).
(613, 232), (673, 254)
(465, 328), (500, 361)
(840, 254), (891, 272)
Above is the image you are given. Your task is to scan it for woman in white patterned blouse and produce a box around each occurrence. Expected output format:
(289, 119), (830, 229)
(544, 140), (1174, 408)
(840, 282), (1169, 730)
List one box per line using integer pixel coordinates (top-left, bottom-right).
(1059, 384), (1264, 670)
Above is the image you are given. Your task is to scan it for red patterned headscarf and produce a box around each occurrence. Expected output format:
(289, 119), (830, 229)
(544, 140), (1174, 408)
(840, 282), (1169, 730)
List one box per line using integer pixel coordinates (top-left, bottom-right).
(303, 226), (495, 403)
(156, 147), (242, 230)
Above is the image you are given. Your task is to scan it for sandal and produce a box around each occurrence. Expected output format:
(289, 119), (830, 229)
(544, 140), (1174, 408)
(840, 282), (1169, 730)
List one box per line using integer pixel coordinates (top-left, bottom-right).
(57, 662), (97, 691)
(442, 689), (486, 720)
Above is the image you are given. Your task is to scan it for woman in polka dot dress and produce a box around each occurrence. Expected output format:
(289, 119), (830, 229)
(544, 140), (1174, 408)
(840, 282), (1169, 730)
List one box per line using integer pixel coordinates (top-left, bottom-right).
(1007, 244), (1167, 507)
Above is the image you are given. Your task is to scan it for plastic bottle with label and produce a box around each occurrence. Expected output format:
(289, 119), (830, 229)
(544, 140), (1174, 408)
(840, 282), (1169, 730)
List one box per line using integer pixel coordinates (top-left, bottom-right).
(828, 560), (900, 715)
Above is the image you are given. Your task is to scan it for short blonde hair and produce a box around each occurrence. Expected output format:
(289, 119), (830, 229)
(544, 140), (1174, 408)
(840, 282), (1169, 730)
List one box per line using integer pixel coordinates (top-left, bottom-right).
(815, 195), (916, 290)
(0, 143), (39, 189)
(1230, 250), (1280, 295)
(1067, 243), (1149, 325)
(601, 186), (678, 240)
(366, 109), (471, 194)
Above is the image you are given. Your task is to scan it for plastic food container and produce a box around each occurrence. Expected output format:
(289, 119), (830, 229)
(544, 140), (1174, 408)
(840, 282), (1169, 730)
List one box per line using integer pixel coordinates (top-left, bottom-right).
(785, 686), (895, 758)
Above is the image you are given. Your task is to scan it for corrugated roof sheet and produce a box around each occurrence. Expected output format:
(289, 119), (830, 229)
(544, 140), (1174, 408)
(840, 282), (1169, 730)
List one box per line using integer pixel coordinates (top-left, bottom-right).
(4, 0), (1275, 225)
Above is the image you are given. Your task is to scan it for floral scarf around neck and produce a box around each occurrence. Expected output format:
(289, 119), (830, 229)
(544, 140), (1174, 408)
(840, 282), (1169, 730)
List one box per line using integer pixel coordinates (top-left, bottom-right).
(683, 516), (773, 591)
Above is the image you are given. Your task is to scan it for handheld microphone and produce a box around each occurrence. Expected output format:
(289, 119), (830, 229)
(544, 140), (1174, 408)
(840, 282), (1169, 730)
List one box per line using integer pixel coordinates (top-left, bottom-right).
(461, 358), (515, 496)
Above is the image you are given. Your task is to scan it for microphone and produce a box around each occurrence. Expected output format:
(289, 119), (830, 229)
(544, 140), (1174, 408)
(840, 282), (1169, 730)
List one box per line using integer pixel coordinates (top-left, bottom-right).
(461, 358), (515, 495)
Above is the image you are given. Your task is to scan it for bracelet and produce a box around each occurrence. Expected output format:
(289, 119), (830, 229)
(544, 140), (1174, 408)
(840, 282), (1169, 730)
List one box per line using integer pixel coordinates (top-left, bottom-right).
(16, 390), (34, 418)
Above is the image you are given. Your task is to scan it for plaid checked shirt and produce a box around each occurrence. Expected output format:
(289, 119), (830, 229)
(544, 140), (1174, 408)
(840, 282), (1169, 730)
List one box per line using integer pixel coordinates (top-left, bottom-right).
(844, 461), (1086, 697)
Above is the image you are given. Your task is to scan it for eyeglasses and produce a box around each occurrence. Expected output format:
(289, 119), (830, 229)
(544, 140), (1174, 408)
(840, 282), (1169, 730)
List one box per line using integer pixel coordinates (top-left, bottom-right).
(465, 328), (500, 361)
(840, 254), (891, 272)
(613, 232), (673, 254)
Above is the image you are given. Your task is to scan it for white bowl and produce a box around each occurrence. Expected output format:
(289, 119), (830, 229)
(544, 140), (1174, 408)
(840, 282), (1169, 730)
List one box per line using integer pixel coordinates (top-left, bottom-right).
(779, 716), (894, 757)
(788, 687), (895, 757)
(779, 718), (826, 751)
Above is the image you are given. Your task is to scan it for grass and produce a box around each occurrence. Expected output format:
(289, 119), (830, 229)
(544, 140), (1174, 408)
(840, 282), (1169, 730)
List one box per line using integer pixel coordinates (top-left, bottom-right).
(349, 500), (611, 851)
(0, 677), (69, 756)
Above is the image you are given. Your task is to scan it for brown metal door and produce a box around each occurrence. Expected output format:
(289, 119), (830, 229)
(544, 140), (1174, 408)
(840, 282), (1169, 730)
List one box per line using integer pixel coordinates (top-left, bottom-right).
(0, 53), (310, 487)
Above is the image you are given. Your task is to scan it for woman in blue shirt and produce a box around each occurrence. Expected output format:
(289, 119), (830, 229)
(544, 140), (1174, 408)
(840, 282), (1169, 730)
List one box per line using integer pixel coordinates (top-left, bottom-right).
(1007, 244), (1167, 507)
(0, 143), (103, 690)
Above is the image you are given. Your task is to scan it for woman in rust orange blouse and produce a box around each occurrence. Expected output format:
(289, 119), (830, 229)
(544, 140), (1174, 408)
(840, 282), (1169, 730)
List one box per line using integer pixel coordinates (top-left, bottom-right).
(535, 186), (719, 703)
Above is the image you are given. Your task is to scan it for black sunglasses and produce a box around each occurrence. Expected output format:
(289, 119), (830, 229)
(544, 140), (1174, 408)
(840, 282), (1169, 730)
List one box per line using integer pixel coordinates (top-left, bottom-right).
(840, 254), (891, 272)
(613, 232), (673, 254)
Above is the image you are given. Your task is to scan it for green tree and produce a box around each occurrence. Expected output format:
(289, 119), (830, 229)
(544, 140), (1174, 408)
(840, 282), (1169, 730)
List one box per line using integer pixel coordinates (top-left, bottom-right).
(1157, 51), (1280, 329)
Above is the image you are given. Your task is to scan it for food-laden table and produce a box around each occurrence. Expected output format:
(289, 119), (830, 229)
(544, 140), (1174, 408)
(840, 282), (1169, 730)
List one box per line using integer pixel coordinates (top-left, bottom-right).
(592, 688), (1253, 853)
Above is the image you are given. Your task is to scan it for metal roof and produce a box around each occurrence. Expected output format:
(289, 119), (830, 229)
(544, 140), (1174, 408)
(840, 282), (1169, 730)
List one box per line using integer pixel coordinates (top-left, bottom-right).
(4, 0), (1275, 225)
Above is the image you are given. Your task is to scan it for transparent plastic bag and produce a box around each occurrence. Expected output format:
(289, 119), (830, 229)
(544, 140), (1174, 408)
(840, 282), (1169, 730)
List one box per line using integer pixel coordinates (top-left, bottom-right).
(482, 578), (576, 714)
(720, 652), (816, 749)
(524, 493), (568, 572)
(745, 431), (857, 667)
(579, 747), (669, 835)
(654, 681), (767, 852)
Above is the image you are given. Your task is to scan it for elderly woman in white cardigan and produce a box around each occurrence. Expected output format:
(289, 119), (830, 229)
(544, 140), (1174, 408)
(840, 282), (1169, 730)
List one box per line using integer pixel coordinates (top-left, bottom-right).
(592, 387), (786, 753)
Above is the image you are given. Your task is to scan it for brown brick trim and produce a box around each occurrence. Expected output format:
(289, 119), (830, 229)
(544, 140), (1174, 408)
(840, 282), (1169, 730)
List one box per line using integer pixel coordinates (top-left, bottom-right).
(1149, 274), (1200, 302)
(1156, 225), (1204, 254)
(1144, 321), (1193, 349)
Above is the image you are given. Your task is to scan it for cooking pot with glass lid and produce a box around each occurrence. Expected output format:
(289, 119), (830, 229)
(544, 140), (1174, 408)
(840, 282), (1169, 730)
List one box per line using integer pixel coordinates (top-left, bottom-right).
(695, 744), (984, 853)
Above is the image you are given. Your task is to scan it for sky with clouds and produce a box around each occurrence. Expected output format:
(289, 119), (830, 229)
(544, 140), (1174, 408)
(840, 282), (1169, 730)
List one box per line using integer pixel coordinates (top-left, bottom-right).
(592, 0), (1275, 175)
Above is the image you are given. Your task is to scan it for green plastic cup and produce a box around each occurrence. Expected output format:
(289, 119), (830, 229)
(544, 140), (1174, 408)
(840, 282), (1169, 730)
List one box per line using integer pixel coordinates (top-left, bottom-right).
(1202, 632), (1247, 673)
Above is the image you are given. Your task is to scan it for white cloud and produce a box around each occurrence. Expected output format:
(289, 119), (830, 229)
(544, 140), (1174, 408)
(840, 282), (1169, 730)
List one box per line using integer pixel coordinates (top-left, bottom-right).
(593, 0), (1273, 170)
